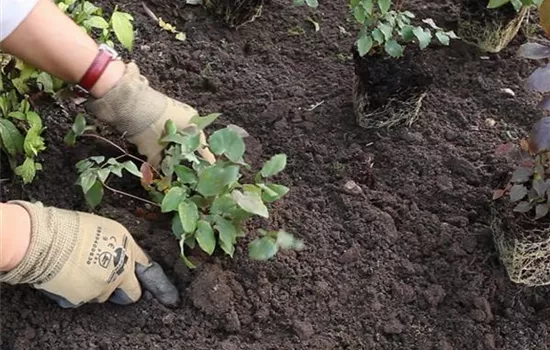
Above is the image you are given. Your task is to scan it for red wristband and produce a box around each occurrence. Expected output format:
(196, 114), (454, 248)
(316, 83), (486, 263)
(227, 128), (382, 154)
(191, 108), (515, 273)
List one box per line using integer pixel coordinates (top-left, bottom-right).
(75, 44), (118, 97)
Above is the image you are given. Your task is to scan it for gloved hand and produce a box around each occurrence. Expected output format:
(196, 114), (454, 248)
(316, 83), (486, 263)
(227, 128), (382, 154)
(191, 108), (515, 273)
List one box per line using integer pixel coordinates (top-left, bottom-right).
(86, 61), (216, 167)
(0, 201), (179, 308)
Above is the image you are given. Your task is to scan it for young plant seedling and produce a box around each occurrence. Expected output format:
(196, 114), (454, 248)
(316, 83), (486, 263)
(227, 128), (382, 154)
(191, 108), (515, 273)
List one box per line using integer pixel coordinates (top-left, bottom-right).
(67, 113), (304, 266)
(351, 0), (457, 57)
(493, 117), (550, 220)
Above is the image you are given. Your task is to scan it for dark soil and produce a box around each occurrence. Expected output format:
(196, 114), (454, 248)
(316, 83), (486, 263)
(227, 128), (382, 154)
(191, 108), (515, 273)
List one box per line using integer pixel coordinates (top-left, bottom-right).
(3, 0), (550, 349)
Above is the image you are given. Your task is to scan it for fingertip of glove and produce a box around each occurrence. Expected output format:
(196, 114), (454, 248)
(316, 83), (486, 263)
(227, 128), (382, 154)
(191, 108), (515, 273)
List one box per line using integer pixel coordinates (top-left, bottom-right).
(136, 261), (180, 308)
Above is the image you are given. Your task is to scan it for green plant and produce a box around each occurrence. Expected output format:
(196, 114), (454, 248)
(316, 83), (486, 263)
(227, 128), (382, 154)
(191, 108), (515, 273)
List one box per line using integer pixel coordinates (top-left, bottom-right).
(493, 117), (550, 219)
(293, 0), (319, 8)
(350, 0), (457, 57)
(67, 114), (304, 266)
(0, 0), (134, 184)
(487, 0), (541, 10)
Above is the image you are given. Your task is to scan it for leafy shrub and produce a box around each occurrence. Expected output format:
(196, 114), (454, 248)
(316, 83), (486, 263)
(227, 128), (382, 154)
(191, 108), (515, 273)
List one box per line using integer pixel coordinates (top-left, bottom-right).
(0, 0), (134, 184)
(350, 0), (457, 57)
(487, 0), (541, 11)
(67, 114), (304, 266)
(493, 117), (550, 220)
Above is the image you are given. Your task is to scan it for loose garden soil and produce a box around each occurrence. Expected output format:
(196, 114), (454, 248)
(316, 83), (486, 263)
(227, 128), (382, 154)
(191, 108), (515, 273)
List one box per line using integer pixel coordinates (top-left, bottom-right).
(3, 0), (550, 349)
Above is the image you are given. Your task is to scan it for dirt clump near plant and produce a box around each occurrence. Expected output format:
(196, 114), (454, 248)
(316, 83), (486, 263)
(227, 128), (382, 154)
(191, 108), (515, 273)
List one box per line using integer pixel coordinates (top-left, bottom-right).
(3, 0), (550, 349)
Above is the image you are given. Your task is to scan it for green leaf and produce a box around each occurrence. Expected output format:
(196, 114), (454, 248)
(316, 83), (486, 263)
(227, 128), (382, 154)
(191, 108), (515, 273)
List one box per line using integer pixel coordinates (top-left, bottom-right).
(76, 159), (94, 173)
(36, 72), (54, 93)
(172, 214), (184, 239)
(435, 32), (450, 46)
(535, 204), (549, 219)
(384, 39), (404, 57)
(162, 187), (186, 212)
(353, 5), (366, 23)
(259, 183), (289, 202)
(510, 184), (528, 202)
(174, 164), (198, 184)
(90, 156), (105, 164)
(371, 28), (385, 44)
(209, 128), (245, 163)
(378, 0), (391, 13)
(211, 194), (236, 214)
(190, 113), (221, 130)
(84, 15), (109, 29)
(513, 201), (531, 213)
(214, 216), (237, 246)
(261, 154), (287, 177)
(400, 25), (415, 41)
(97, 168), (111, 183)
(357, 35), (373, 56)
(231, 189), (269, 218)
(165, 119), (177, 135)
(72, 113), (87, 136)
(196, 164), (240, 197)
(23, 128), (45, 158)
(511, 166), (533, 183)
(178, 200), (199, 233)
(123, 161), (143, 178)
(412, 27), (432, 49)
(276, 230), (304, 250)
(0, 119), (24, 156)
(378, 22), (393, 40)
(249, 236), (278, 260)
(487, 0), (510, 7)
(14, 157), (38, 184)
(80, 171), (98, 193)
(111, 11), (134, 51)
(306, 0), (319, 7)
(196, 220), (215, 255)
(85, 180), (104, 208)
(8, 111), (26, 120)
(161, 132), (201, 153)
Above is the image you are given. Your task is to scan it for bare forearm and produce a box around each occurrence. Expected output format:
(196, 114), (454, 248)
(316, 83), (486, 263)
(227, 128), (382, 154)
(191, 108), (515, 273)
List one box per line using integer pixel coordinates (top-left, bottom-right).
(0, 203), (31, 271)
(0, 0), (124, 98)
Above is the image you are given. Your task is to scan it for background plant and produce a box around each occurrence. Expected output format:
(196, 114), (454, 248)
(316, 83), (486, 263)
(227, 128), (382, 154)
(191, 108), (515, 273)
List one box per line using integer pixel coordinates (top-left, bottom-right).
(67, 114), (304, 266)
(493, 117), (550, 220)
(350, 0), (458, 57)
(487, 0), (541, 11)
(0, 0), (134, 184)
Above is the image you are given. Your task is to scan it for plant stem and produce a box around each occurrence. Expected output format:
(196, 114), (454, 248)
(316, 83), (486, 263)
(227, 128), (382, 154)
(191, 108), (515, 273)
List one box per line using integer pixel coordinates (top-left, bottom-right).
(81, 133), (161, 176)
(103, 182), (160, 207)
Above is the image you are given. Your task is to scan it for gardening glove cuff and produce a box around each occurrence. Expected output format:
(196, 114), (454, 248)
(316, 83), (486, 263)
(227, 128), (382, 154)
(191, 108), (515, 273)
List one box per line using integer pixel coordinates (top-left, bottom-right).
(0, 201), (179, 308)
(86, 61), (215, 167)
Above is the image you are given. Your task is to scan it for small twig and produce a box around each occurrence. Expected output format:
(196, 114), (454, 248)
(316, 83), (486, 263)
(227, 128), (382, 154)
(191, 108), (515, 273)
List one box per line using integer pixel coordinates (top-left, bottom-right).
(81, 133), (161, 176)
(103, 182), (160, 207)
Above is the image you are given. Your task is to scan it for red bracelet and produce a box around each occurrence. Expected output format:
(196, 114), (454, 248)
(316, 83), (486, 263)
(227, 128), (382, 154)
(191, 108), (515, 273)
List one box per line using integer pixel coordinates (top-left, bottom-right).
(74, 44), (119, 97)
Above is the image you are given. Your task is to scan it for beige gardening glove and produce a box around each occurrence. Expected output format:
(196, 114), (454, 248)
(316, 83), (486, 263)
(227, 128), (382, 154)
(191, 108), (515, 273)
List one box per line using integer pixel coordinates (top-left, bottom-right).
(86, 61), (216, 167)
(0, 201), (179, 308)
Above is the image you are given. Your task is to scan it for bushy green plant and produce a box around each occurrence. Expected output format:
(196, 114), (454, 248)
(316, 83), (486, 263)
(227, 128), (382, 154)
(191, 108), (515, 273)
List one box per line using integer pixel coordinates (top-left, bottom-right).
(350, 0), (457, 57)
(67, 114), (304, 266)
(0, 0), (134, 184)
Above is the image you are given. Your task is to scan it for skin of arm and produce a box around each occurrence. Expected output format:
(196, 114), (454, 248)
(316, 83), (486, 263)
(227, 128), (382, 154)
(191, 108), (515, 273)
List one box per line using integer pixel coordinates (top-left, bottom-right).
(0, 0), (126, 271)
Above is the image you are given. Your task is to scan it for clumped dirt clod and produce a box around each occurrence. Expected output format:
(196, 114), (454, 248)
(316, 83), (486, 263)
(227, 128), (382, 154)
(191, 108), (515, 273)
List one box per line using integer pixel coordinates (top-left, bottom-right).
(2, 0), (550, 349)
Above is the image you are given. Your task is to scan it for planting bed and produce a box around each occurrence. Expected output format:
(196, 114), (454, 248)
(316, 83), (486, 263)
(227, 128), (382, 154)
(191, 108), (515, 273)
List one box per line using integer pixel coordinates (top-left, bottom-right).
(3, 0), (550, 349)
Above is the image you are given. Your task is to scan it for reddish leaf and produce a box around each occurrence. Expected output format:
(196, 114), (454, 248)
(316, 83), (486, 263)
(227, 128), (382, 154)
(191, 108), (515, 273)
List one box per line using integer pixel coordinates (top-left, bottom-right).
(519, 159), (535, 167)
(140, 162), (154, 187)
(492, 189), (505, 200)
(495, 143), (515, 156)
